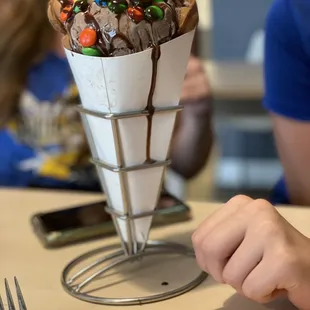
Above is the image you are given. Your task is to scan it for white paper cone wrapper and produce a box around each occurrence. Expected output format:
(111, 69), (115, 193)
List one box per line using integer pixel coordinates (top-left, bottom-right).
(65, 30), (195, 249)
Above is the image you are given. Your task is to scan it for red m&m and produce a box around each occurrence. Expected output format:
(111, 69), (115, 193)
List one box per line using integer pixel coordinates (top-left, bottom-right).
(127, 6), (145, 23)
(79, 28), (97, 47)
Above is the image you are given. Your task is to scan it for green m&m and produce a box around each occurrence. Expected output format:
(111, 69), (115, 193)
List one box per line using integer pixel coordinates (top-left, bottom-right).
(108, 0), (128, 14)
(73, 6), (80, 13)
(73, 0), (89, 13)
(145, 5), (164, 21)
(82, 47), (102, 56)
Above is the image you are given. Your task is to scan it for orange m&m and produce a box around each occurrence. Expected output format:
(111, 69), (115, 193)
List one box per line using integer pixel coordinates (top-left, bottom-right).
(79, 28), (97, 47)
(60, 5), (73, 22)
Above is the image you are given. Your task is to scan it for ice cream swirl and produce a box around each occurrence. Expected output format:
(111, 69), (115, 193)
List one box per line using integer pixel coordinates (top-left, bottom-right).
(48, 0), (198, 56)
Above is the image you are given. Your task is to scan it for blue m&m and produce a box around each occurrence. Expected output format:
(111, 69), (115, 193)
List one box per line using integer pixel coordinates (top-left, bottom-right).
(95, 0), (108, 6)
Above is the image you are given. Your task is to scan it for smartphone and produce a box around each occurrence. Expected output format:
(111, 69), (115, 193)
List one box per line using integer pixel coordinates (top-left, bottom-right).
(31, 192), (191, 248)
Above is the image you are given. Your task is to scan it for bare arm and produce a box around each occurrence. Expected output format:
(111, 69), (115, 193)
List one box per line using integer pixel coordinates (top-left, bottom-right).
(170, 56), (213, 179)
(272, 113), (310, 205)
(170, 97), (212, 179)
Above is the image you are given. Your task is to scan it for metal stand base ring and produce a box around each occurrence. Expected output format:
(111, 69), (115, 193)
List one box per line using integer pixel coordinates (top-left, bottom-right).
(61, 241), (207, 306)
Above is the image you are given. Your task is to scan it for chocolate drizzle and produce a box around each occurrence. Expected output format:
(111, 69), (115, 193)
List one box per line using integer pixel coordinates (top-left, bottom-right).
(52, 0), (194, 164)
(84, 12), (110, 55)
(111, 33), (134, 53)
(65, 12), (78, 52)
(56, 0), (134, 55)
(145, 45), (161, 164)
(84, 10), (134, 56)
(109, 13), (135, 54)
(54, 0), (188, 57)
(113, 13), (134, 50)
(156, 1), (179, 37)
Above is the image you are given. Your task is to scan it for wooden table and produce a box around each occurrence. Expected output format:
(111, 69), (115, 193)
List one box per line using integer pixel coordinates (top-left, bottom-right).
(0, 189), (305, 310)
(204, 61), (263, 101)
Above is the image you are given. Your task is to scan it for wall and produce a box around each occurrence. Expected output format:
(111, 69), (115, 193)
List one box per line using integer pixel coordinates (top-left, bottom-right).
(197, 0), (212, 30)
(212, 0), (273, 60)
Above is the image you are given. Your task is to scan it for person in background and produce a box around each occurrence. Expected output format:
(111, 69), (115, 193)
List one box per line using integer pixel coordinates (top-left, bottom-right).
(263, 0), (310, 206)
(171, 55), (213, 179)
(0, 0), (53, 125)
(193, 1), (310, 309)
(0, 0), (212, 190)
(0, 0), (99, 190)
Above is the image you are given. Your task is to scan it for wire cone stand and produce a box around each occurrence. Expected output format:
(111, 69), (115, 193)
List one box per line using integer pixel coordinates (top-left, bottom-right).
(61, 105), (207, 306)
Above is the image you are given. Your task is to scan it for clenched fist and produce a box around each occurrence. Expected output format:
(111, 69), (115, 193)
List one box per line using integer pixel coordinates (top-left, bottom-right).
(192, 195), (310, 310)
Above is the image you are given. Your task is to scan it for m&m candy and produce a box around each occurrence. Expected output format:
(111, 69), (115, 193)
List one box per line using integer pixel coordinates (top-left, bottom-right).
(73, 0), (89, 13)
(145, 5), (164, 21)
(82, 47), (102, 56)
(127, 6), (145, 23)
(60, 5), (73, 22)
(95, 0), (108, 7)
(108, 0), (128, 14)
(80, 28), (97, 47)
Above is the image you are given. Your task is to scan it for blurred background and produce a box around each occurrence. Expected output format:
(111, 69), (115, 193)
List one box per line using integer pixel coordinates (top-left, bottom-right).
(0, 0), (280, 204)
(179, 0), (281, 202)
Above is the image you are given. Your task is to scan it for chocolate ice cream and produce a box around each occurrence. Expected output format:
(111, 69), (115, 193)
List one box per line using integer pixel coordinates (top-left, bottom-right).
(48, 0), (198, 57)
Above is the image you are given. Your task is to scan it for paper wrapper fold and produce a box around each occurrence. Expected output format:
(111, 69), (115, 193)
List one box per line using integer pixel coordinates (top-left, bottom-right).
(65, 30), (195, 253)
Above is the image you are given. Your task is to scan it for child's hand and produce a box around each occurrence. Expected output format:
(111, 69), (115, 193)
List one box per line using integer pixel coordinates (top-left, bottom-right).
(192, 195), (310, 310)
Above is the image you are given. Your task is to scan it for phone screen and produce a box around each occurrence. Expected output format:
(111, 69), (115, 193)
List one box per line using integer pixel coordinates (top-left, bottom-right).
(39, 194), (182, 233)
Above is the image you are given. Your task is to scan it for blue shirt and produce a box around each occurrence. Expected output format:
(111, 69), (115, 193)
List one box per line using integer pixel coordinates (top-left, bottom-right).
(27, 53), (72, 101)
(263, 0), (310, 204)
(0, 53), (100, 191)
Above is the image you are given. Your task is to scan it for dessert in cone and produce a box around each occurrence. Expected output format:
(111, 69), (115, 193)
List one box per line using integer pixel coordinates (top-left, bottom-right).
(48, 0), (198, 255)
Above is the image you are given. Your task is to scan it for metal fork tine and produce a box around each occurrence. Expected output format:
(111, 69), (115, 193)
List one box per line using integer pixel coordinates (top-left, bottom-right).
(14, 278), (27, 310)
(0, 295), (4, 310)
(5, 279), (16, 310)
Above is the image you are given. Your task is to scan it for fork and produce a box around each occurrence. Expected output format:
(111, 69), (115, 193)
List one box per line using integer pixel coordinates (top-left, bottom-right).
(0, 278), (27, 310)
